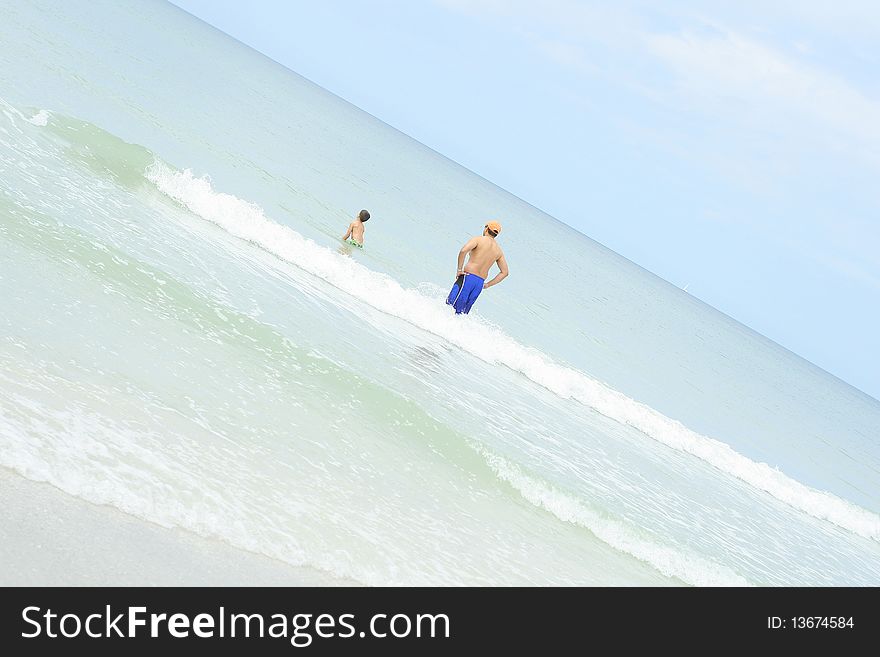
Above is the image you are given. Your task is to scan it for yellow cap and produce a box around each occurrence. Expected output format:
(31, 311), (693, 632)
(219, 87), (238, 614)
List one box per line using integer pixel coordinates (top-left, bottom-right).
(486, 221), (502, 234)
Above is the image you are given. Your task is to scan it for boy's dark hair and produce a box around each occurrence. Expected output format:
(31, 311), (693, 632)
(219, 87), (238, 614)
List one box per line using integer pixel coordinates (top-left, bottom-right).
(358, 210), (371, 222)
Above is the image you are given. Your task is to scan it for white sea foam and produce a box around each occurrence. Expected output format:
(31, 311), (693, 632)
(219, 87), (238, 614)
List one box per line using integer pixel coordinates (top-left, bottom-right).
(146, 161), (880, 543)
(26, 109), (50, 126)
(481, 451), (751, 586)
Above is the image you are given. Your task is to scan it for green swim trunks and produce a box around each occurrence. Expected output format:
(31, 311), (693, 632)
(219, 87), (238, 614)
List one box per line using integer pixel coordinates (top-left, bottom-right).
(346, 238), (363, 249)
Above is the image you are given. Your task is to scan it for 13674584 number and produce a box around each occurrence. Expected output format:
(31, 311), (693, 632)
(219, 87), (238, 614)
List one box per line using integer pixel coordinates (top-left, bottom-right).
(790, 617), (853, 629)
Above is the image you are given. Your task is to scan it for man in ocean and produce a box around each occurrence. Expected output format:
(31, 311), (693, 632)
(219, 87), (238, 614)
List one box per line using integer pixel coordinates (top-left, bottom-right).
(341, 209), (370, 247)
(446, 221), (509, 314)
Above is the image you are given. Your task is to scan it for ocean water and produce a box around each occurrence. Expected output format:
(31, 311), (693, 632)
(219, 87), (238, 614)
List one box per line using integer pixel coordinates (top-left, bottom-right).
(2, 0), (879, 586)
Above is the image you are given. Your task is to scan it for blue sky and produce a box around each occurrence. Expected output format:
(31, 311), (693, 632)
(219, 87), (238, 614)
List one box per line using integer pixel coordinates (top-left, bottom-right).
(170, 0), (880, 400)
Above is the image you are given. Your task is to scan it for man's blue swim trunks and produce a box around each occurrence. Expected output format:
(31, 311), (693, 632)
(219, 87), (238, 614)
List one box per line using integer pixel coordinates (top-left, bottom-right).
(446, 272), (485, 314)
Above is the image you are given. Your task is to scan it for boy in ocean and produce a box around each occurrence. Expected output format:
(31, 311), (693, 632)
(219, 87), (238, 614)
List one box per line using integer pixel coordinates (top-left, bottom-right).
(341, 209), (370, 248)
(447, 221), (509, 314)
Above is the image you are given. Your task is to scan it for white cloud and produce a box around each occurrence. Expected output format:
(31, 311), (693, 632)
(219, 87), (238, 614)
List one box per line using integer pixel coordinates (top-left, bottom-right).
(435, 0), (880, 154)
(647, 29), (880, 148)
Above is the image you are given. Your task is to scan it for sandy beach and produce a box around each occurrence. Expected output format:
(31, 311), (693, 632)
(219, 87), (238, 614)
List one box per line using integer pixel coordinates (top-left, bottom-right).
(0, 468), (355, 587)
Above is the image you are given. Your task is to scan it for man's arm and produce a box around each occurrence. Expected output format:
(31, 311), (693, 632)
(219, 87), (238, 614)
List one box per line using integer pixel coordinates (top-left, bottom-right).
(483, 254), (509, 289)
(456, 237), (478, 276)
(341, 222), (353, 241)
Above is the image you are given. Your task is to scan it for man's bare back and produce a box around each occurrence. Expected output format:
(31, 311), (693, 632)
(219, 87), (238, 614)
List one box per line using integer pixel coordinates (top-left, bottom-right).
(461, 235), (505, 279)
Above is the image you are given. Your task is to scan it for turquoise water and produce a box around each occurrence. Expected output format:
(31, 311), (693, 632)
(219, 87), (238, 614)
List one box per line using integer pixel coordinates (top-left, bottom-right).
(1, 0), (879, 585)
